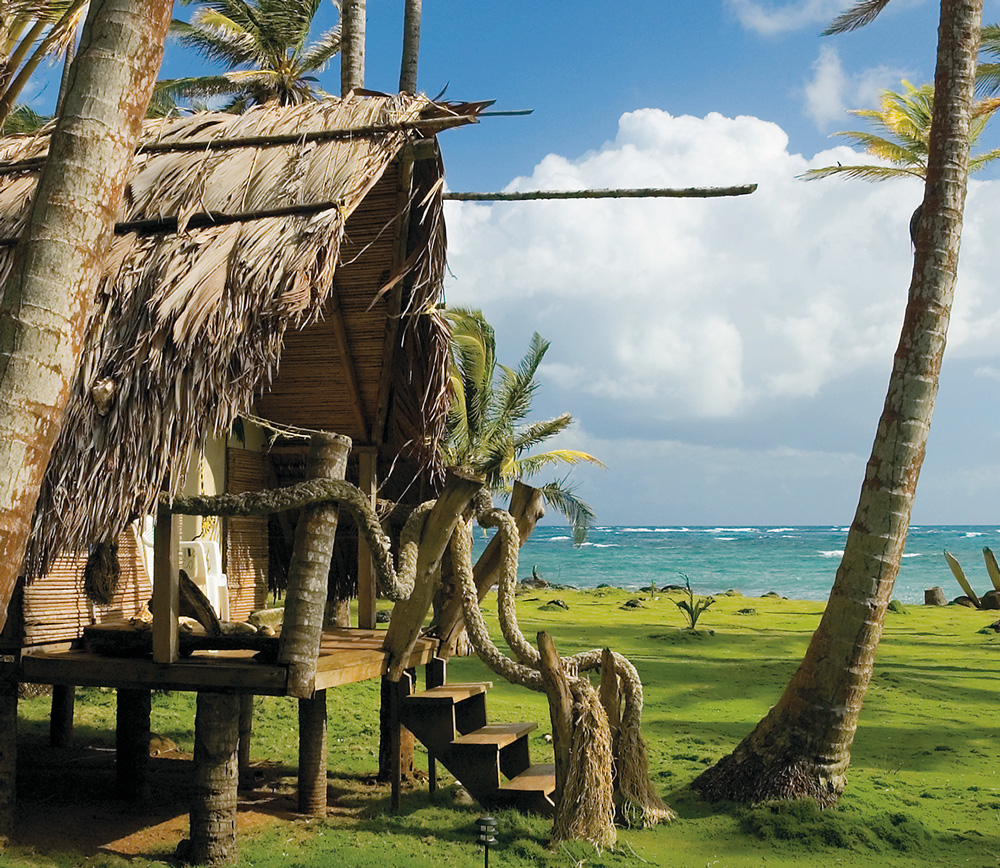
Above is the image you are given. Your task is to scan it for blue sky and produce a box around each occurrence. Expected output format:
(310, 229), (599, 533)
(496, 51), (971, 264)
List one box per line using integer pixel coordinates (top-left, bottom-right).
(28, 1), (1000, 526)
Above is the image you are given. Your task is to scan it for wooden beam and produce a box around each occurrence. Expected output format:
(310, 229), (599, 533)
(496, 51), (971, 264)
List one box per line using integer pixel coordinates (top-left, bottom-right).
(436, 481), (546, 657)
(152, 510), (180, 664)
(356, 447), (378, 629)
(383, 468), (483, 681)
(442, 185), (758, 202)
(329, 293), (368, 441)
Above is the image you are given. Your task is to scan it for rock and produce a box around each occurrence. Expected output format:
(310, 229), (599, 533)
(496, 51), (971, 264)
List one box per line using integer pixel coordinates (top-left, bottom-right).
(543, 598), (569, 610)
(220, 620), (258, 636)
(979, 590), (1000, 610)
(736, 607), (757, 616)
(724, 589), (742, 596)
(660, 584), (686, 592)
(622, 598), (644, 609)
(149, 734), (177, 756)
(924, 586), (947, 606)
(248, 607), (285, 629)
(452, 785), (476, 807)
(977, 620), (1000, 634)
(375, 609), (391, 623)
(887, 599), (907, 615)
(951, 596), (977, 608)
(762, 591), (781, 598)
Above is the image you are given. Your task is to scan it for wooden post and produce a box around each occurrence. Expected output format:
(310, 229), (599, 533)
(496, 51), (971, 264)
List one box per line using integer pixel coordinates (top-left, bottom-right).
(387, 670), (413, 812)
(278, 432), (351, 699)
(357, 446), (377, 630)
(116, 688), (151, 802)
(436, 481), (545, 657)
(0, 664), (16, 842)
(152, 509), (180, 664)
(190, 692), (240, 866)
(425, 658), (445, 795)
(50, 684), (75, 748)
(237, 694), (253, 789)
(538, 631), (572, 813)
(298, 690), (327, 816)
(383, 467), (483, 681)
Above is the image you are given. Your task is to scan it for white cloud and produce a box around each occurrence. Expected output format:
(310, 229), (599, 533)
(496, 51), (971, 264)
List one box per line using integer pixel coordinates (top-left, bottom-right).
(444, 108), (975, 424)
(804, 45), (912, 130)
(727, 0), (843, 34)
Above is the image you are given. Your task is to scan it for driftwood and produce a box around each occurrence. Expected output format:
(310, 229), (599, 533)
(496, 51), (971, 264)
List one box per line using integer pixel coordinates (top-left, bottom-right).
(944, 550), (981, 607)
(83, 623), (279, 660)
(180, 570), (223, 636)
(435, 481), (546, 658)
(383, 467), (484, 681)
(442, 185), (757, 201)
(538, 631), (573, 810)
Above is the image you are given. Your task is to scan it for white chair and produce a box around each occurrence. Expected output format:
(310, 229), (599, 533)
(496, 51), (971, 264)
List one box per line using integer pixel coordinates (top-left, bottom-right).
(134, 517), (230, 621)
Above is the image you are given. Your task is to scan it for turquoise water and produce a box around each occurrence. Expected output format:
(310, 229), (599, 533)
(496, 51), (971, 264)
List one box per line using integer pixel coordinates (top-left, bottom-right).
(477, 525), (1000, 604)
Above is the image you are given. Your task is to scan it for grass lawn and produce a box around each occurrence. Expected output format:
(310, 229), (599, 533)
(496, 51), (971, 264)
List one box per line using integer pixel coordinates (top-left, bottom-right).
(3, 587), (999, 868)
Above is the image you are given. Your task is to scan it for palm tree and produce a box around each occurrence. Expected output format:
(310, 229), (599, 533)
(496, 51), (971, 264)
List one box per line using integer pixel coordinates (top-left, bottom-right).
(0, 1), (89, 129)
(976, 22), (1000, 94)
(800, 79), (1000, 183)
(694, 0), (982, 805)
(442, 307), (604, 545)
(156, 0), (341, 112)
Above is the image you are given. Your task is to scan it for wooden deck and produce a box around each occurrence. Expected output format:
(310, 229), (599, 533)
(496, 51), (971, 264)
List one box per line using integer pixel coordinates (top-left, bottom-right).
(18, 627), (437, 696)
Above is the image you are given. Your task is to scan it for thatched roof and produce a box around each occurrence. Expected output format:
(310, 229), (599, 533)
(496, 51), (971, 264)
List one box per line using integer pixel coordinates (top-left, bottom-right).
(0, 94), (482, 579)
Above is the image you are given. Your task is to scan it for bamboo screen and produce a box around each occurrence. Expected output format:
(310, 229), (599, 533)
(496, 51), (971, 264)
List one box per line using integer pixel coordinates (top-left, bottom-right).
(224, 447), (269, 621)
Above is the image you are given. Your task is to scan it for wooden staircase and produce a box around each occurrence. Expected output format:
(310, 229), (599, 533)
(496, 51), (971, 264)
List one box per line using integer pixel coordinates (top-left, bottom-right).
(399, 671), (556, 815)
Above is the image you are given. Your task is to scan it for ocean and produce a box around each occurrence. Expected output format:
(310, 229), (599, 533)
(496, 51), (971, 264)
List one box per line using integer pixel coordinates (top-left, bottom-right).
(477, 525), (1000, 604)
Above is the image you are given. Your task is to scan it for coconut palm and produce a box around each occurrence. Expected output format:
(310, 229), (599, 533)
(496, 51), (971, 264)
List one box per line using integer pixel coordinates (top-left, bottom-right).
(0, 1), (89, 128)
(800, 79), (1000, 183)
(694, 0), (983, 805)
(155, 0), (341, 112)
(442, 307), (604, 545)
(976, 22), (1000, 95)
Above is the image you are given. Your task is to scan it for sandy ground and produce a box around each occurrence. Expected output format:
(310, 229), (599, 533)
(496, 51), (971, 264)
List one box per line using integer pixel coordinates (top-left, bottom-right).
(10, 738), (397, 862)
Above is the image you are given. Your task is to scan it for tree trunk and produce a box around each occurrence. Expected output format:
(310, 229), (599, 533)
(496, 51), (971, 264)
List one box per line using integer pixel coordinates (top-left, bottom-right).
(340, 0), (366, 95)
(278, 433), (351, 698)
(298, 690), (328, 816)
(190, 692), (240, 866)
(237, 694), (253, 789)
(694, 0), (981, 806)
(116, 688), (150, 802)
(0, 0), (172, 632)
(0, 666), (16, 842)
(538, 631), (572, 812)
(399, 0), (421, 94)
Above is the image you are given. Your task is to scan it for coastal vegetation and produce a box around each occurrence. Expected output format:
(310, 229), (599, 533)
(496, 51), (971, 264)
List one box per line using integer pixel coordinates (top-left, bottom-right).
(5, 587), (999, 867)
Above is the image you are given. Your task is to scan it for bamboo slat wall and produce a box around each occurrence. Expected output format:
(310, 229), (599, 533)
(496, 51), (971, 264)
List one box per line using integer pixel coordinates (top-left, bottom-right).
(225, 447), (269, 621)
(22, 530), (150, 646)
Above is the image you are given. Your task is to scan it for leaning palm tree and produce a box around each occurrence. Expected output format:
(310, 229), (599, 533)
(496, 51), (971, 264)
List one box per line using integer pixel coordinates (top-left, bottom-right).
(156, 0), (341, 111)
(800, 79), (1000, 183)
(442, 307), (604, 545)
(695, 0), (983, 806)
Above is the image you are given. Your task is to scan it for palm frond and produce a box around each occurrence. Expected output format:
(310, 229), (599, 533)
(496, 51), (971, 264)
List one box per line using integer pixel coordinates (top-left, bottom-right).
(510, 414), (575, 454)
(298, 26), (342, 73)
(495, 332), (548, 431)
(798, 163), (922, 182)
(537, 480), (597, 547)
(969, 147), (1000, 172)
(823, 0), (892, 35)
(515, 449), (606, 479)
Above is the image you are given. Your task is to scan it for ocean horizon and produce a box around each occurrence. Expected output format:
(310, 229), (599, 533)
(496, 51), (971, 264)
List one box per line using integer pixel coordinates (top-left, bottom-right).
(474, 525), (1000, 605)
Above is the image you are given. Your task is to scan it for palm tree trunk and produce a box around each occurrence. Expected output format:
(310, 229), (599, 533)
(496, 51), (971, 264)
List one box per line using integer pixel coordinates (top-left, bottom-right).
(340, 0), (366, 95)
(298, 690), (327, 815)
(399, 0), (421, 94)
(0, 0), (172, 633)
(116, 688), (150, 802)
(693, 0), (982, 806)
(190, 692), (240, 866)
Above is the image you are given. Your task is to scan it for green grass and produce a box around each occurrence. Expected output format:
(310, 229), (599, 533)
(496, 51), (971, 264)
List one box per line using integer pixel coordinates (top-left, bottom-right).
(5, 587), (1000, 868)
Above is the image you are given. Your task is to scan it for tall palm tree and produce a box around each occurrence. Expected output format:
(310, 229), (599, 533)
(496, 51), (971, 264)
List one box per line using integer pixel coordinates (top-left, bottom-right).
(800, 79), (1000, 182)
(156, 0), (341, 112)
(443, 307), (604, 545)
(975, 22), (1000, 94)
(694, 0), (983, 805)
(0, 1), (89, 129)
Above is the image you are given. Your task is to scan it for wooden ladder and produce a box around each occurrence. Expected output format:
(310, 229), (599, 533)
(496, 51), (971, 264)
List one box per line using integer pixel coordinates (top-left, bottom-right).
(399, 664), (556, 815)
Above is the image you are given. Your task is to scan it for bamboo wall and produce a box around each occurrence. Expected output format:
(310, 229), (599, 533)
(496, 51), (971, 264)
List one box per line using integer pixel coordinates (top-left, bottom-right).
(21, 529), (151, 646)
(224, 447), (269, 621)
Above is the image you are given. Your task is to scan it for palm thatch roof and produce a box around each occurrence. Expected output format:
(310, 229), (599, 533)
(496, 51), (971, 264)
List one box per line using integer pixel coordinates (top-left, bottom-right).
(0, 94), (483, 580)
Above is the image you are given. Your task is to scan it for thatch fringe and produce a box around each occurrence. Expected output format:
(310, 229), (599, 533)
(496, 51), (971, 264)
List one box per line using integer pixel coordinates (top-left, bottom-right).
(2, 94), (475, 579)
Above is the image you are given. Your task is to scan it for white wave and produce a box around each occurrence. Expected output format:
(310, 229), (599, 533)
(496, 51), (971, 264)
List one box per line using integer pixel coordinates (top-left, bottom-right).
(901, 553), (922, 558)
(819, 550), (845, 558)
(766, 527), (796, 533)
(714, 537), (736, 541)
(580, 542), (620, 548)
(620, 527), (691, 533)
(706, 527), (757, 534)
(965, 532), (984, 538)
(546, 536), (571, 542)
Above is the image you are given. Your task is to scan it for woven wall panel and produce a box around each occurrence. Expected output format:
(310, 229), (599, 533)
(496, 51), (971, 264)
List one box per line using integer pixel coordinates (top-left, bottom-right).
(22, 530), (151, 646)
(225, 448), (269, 621)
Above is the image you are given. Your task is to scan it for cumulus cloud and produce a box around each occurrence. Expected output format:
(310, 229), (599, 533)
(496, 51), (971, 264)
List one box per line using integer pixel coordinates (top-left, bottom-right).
(442, 108), (1000, 523)
(804, 45), (912, 130)
(727, 0), (843, 34)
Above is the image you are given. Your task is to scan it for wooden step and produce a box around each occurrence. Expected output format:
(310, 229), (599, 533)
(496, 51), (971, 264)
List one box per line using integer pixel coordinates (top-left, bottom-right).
(403, 682), (492, 705)
(452, 721), (537, 749)
(493, 763), (557, 816)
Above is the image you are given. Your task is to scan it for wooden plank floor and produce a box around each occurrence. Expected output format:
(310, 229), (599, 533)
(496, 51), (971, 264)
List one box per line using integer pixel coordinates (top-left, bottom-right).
(19, 627), (437, 696)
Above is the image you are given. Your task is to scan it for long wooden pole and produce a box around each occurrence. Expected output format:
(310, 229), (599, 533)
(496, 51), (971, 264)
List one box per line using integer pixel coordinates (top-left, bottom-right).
(443, 185), (757, 201)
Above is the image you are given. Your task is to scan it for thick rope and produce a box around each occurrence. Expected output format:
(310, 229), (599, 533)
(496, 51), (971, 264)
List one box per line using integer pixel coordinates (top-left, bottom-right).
(164, 482), (428, 602)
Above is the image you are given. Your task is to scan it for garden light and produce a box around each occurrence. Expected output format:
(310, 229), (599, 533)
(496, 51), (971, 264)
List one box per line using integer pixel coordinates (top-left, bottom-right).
(475, 815), (498, 868)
